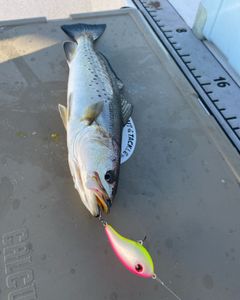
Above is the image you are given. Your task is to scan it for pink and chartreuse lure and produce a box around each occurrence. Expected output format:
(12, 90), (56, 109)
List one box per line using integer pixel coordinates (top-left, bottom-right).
(104, 223), (182, 300)
(105, 224), (154, 278)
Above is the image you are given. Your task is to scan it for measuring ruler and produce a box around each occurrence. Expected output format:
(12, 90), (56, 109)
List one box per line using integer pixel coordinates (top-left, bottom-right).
(133, 0), (240, 152)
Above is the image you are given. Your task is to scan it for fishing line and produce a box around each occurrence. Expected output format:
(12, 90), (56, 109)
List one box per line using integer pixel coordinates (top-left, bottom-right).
(152, 274), (182, 300)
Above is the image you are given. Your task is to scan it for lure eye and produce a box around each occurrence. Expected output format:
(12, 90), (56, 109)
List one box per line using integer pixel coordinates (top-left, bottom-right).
(135, 264), (143, 273)
(105, 170), (115, 184)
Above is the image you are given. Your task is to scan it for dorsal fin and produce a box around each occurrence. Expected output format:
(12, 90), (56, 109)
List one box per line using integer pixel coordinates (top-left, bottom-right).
(97, 51), (124, 90)
(121, 94), (133, 126)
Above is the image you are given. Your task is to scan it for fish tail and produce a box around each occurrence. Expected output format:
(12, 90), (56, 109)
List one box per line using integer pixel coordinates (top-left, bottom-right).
(61, 23), (106, 43)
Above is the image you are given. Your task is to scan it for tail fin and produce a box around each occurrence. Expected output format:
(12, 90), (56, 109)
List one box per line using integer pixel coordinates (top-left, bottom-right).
(61, 23), (106, 43)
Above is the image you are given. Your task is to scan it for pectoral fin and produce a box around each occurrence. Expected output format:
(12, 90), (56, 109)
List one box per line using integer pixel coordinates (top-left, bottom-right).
(81, 101), (104, 125)
(58, 104), (68, 129)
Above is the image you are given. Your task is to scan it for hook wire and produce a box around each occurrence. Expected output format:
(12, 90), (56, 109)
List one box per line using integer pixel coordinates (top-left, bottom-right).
(98, 211), (107, 227)
(137, 235), (147, 245)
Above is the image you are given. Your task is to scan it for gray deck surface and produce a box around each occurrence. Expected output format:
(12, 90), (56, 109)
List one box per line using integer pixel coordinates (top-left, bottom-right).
(0, 8), (240, 300)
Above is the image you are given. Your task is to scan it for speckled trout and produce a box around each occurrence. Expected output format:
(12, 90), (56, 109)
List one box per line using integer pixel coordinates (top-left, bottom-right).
(59, 23), (133, 217)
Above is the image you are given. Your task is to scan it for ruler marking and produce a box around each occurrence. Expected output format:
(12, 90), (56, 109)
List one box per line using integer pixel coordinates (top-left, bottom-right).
(226, 116), (237, 121)
(200, 82), (211, 86)
(134, 0), (240, 151)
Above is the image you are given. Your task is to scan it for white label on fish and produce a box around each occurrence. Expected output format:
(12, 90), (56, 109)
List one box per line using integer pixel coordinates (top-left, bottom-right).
(121, 118), (137, 164)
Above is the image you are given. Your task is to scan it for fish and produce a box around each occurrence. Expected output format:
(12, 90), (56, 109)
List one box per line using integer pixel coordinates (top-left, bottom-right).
(105, 223), (154, 278)
(59, 23), (133, 217)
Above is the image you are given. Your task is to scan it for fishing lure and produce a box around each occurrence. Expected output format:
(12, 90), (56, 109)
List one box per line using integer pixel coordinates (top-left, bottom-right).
(99, 216), (182, 300)
(105, 223), (154, 278)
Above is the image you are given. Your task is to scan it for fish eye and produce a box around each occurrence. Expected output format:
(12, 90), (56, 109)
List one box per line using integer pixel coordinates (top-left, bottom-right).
(104, 170), (115, 184)
(135, 264), (143, 273)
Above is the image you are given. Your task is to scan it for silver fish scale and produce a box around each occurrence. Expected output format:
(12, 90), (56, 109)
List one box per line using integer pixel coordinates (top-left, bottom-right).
(78, 36), (119, 136)
(80, 36), (113, 99)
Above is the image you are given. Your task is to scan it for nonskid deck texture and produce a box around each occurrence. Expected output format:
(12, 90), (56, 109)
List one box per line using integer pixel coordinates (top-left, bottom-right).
(0, 8), (240, 300)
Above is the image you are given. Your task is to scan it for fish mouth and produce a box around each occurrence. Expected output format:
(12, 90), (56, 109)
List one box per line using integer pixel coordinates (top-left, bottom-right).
(91, 172), (112, 214)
